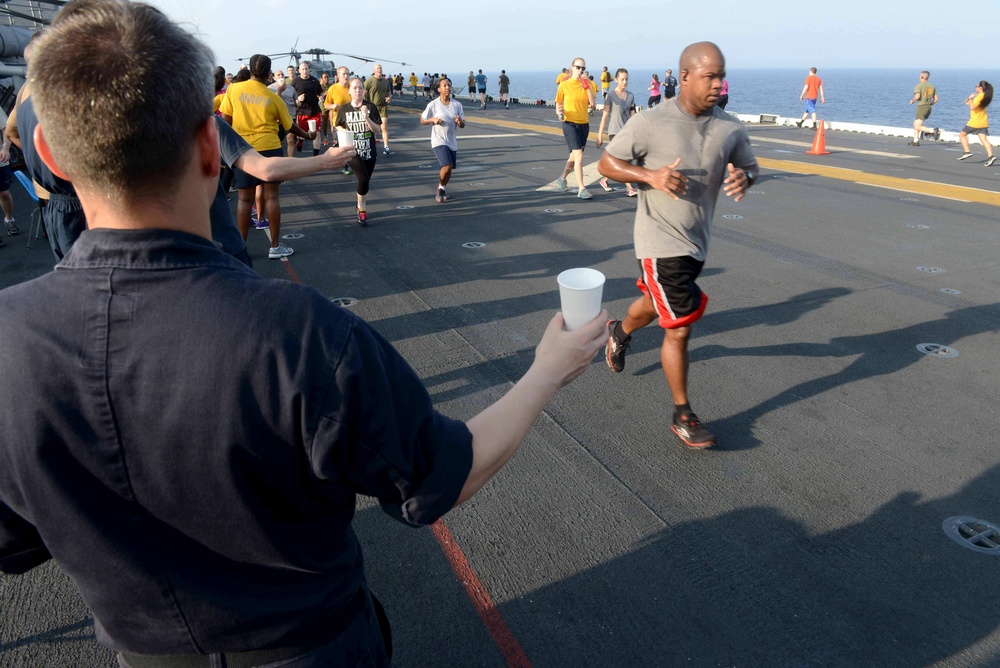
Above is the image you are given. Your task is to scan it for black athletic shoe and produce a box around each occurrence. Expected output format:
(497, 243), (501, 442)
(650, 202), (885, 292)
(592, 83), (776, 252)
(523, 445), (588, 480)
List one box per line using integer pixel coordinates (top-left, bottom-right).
(986, 156), (998, 167)
(604, 320), (630, 373)
(671, 412), (716, 448)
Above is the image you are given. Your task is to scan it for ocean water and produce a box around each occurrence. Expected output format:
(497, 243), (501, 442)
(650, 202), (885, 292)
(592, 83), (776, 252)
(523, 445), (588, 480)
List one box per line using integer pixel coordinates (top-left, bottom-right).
(452, 69), (1000, 132)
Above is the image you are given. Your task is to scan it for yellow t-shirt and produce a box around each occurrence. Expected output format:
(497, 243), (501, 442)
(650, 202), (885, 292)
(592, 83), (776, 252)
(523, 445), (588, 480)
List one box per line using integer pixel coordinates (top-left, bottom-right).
(556, 77), (591, 125)
(556, 72), (569, 84)
(600, 71), (611, 90)
(968, 93), (989, 129)
(218, 80), (292, 152)
(409, 75), (418, 88)
(324, 84), (351, 111)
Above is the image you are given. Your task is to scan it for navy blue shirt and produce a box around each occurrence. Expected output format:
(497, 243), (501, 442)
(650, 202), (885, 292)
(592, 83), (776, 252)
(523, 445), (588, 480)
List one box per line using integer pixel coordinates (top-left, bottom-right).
(0, 229), (473, 654)
(212, 117), (252, 257)
(15, 96), (76, 197)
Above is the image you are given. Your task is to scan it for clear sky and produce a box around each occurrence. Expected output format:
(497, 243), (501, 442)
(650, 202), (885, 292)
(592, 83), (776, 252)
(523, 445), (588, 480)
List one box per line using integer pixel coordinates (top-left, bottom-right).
(147, 0), (997, 74)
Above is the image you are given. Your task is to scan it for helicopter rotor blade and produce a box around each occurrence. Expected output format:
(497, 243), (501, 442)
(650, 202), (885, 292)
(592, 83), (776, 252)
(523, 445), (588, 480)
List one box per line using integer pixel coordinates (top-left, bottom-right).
(330, 53), (407, 67)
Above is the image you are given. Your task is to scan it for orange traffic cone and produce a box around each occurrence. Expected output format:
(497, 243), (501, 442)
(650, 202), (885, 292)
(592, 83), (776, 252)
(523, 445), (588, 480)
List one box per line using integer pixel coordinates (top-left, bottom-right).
(807, 120), (830, 155)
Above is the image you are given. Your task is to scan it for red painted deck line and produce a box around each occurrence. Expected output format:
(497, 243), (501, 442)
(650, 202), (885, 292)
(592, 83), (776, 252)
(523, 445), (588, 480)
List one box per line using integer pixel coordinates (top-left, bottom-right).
(282, 259), (528, 666)
(430, 521), (532, 668)
(280, 256), (303, 284)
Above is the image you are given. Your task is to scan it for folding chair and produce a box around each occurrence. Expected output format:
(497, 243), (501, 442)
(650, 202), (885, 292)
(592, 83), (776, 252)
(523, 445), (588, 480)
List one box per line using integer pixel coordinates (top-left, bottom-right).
(13, 170), (43, 249)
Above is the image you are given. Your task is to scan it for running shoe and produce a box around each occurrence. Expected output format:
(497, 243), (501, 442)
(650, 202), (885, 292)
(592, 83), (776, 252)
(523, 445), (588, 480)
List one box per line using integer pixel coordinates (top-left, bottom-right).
(556, 178), (569, 193)
(435, 188), (449, 203)
(252, 216), (270, 230)
(907, 141), (920, 147)
(598, 177), (613, 192)
(577, 188), (593, 200)
(357, 209), (368, 227)
(932, 127), (941, 141)
(268, 243), (294, 259)
(671, 412), (716, 448)
(323, 137), (329, 146)
(958, 153), (973, 161)
(4, 218), (18, 236)
(795, 120), (804, 128)
(604, 320), (631, 373)
(626, 187), (638, 197)
(382, 146), (391, 156)
(342, 165), (353, 176)
(986, 156), (998, 167)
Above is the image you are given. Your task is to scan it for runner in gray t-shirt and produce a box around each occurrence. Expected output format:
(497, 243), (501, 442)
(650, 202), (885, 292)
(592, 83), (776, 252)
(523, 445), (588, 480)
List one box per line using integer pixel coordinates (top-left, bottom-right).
(597, 41), (759, 449)
(596, 67), (637, 196)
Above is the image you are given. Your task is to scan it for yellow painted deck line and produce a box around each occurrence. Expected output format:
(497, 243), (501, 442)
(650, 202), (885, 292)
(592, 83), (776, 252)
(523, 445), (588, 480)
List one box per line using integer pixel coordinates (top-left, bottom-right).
(758, 158), (1000, 207)
(397, 107), (597, 139)
(391, 133), (538, 143)
(751, 136), (917, 159)
(397, 108), (1000, 206)
(857, 182), (972, 203)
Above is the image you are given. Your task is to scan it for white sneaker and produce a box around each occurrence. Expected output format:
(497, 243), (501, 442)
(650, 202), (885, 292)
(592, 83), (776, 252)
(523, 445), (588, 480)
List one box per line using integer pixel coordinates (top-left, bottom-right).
(577, 188), (593, 200)
(556, 178), (569, 192)
(268, 243), (294, 259)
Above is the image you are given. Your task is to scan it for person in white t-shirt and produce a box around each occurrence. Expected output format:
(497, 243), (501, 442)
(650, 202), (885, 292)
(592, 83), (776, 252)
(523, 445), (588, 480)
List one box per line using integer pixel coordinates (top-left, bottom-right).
(419, 77), (466, 203)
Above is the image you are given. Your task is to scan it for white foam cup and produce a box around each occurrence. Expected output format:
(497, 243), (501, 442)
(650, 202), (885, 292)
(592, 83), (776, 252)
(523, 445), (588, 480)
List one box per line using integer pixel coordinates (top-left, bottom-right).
(307, 119), (317, 133)
(557, 268), (606, 331)
(336, 128), (354, 147)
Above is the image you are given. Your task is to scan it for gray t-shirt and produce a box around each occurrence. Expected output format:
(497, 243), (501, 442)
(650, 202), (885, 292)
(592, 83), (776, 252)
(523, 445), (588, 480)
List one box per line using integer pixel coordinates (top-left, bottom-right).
(606, 98), (756, 261)
(604, 88), (635, 135)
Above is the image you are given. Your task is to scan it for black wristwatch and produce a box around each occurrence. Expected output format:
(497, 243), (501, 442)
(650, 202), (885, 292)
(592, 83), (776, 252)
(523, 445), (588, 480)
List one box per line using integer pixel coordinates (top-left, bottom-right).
(742, 168), (757, 187)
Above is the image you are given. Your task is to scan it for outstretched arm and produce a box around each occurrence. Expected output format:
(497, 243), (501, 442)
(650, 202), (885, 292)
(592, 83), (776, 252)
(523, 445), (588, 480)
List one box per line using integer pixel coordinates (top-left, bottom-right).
(456, 312), (607, 504)
(235, 145), (356, 182)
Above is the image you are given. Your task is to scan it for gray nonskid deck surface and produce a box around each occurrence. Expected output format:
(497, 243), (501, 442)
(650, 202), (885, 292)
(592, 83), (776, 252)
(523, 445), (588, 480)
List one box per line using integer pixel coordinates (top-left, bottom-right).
(2, 101), (999, 667)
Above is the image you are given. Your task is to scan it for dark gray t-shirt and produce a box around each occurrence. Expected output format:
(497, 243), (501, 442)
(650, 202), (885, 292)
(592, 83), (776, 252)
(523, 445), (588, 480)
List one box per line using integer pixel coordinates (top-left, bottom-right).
(211, 117), (252, 256)
(606, 98), (756, 261)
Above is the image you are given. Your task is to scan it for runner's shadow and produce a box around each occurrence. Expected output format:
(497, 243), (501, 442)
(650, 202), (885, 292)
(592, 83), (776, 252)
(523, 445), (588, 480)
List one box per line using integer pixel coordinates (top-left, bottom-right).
(629, 286), (852, 377)
(697, 303), (999, 451)
(494, 462), (1000, 666)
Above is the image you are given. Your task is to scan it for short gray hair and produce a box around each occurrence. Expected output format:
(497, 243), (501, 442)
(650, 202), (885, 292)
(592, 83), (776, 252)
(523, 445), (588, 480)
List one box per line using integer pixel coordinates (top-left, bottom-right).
(31, 0), (215, 204)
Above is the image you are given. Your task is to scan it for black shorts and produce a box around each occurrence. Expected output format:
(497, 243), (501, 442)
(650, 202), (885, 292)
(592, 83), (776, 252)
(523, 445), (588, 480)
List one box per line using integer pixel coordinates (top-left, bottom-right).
(562, 121), (589, 151)
(961, 125), (988, 135)
(636, 256), (708, 328)
(233, 147), (284, 189)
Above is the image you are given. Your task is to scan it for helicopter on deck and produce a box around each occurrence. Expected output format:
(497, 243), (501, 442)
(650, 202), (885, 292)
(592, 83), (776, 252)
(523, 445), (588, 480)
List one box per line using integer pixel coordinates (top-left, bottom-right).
(236, 42), (409, 81)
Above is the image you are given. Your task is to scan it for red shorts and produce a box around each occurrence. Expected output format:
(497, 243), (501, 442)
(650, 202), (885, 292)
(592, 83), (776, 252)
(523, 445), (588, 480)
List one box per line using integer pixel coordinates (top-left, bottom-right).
(636, 257), (708, 329)
(296, 113), (322, 133)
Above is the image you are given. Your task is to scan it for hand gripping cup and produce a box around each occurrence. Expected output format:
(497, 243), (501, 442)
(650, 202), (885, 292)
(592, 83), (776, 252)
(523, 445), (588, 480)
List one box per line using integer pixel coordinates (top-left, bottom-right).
(557, 268), (606, 330)
(336, 128), (354, 148)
